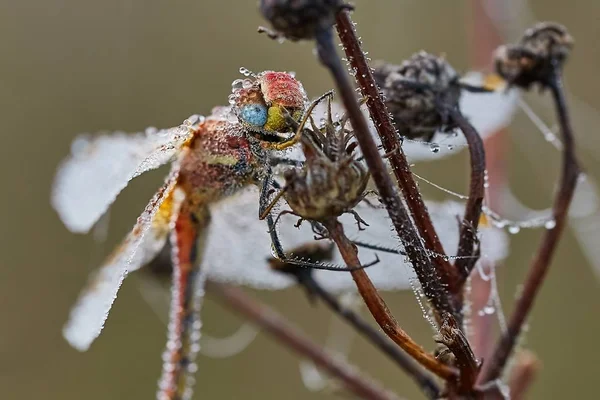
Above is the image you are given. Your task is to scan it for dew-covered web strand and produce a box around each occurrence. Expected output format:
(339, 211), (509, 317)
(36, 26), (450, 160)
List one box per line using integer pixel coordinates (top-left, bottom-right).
(411, 171), (556, 232)
(474, 259), (508, 334)
(519, 98), (563, 151)
(405, 130), (470, 154)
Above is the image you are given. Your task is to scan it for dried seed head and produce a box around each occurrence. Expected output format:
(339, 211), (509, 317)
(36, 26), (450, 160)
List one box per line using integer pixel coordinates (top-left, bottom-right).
(282, 96), (369, 221)
(494, 22), (574, 89)
(373, 51), (461, 141)
(284, 157), (368, 221)
(259, 0), (344, 41)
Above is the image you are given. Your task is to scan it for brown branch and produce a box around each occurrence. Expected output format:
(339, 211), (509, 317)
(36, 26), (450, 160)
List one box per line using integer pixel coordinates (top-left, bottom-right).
(436, 313), (480, 394)
(478, 69), (580, 384)
(322, 218), (458, 381)
(207, 281), (401, 400)
(299, 275), (442, 399)
(335, 10), (460, 295)
(309, 9), (459, 322)
(507, 350), (540, 400)
(448, 108), (486, 289)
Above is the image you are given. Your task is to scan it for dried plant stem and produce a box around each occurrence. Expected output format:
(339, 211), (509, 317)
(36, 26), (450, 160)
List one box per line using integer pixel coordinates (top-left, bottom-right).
(478, 70), (580, 384)
(448, 108), (486, 289)
(323, 218), (458, 381)
(312, 11), (458, 321)
(207, 281), (401, 400)
(505, 350), (540, 400)
(335, 10), (460, 294)
(436, 314), (479, 394)
(301, 274), (441, 399)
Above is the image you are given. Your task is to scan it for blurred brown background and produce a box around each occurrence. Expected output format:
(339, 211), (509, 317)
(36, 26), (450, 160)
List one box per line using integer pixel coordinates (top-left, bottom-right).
(1, 0), (599, 399)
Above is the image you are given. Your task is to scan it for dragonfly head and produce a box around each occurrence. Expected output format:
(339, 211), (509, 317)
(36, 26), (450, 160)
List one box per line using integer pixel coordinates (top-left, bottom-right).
(230, 70), (308, 142)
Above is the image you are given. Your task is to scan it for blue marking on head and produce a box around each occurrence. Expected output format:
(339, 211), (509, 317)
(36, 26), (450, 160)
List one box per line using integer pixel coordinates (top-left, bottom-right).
(240, 104), (268, 127)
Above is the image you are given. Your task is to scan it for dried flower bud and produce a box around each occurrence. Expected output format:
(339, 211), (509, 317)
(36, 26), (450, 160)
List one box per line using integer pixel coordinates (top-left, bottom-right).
(494, 22), (574, 89)
(282, 96), (369, 222)
(374, 51), (461, 141)
(259, 0), (345, 40)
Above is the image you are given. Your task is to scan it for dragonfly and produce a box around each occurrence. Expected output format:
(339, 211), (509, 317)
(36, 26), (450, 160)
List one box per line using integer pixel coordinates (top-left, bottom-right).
(52, 68), (516, 399)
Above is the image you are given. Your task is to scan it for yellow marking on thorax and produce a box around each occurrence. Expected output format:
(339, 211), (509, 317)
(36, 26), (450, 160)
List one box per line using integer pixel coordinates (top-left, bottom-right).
(204, 154), (239, 166)
(152, 189), (175, 234)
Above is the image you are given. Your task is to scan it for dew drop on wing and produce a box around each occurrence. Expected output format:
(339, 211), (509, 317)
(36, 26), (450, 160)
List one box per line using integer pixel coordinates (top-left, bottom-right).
(508, 225), (521, 234)
(545, 219), (556, 229)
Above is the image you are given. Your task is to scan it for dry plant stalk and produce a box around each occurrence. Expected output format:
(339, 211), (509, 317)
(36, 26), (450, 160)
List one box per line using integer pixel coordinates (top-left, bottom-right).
(200, 2), (583, 399)
(207, 281), (401, 400)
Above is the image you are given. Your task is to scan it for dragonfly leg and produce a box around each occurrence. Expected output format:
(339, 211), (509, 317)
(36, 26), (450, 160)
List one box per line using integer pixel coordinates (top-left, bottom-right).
(263, 90), (334, 151)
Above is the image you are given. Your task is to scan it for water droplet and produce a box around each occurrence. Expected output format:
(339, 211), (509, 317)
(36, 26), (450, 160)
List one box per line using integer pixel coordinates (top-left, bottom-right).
(483, 169), (490, 188)
(544, 219), (556, 229)
(231, 79), (244, 89)
(508, 225), (521, 234)
(429, 143), (440, 153)
(483, 305), (495, 315)
(239, 67), (253, 77)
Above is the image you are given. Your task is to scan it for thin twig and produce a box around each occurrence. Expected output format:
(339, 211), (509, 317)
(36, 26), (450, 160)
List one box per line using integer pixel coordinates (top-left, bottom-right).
(207, 281), (401, 400)
(311, 9), (459, 321)
(300, 275), (442, 399)
(478, 68), (580, 384)
(448, 108), (486, 289)
(335, 10), (461, 295)
(323, 218), (458, 381)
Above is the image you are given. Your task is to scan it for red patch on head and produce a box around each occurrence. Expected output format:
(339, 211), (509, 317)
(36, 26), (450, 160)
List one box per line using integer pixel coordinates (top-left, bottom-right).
(258, 71), (307, 109)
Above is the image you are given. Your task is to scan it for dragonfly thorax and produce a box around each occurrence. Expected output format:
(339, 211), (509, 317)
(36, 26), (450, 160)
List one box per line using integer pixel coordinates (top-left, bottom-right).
(179, 117), (264, 209)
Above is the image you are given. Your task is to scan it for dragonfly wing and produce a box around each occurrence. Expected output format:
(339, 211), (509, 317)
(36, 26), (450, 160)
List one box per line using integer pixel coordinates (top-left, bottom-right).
(63, 166), (184, 351)
(308, 87), (517, 163)
(403, 73), (519, 162)
(204, 187), (509, 293)
(459, 72), (519, 137)
(52, 120), (194, 233)
(204, 186), (296, 290)
(313, 199), (509, 292)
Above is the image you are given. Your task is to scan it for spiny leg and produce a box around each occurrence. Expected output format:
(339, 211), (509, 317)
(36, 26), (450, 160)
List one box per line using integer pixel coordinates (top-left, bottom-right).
(259, 167), (378, 272)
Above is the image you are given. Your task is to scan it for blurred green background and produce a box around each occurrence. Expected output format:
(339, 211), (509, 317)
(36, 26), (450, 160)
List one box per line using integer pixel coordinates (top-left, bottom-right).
(1, 0), (599, 399)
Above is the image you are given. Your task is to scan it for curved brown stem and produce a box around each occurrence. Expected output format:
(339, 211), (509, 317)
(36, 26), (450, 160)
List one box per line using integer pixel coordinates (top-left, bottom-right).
(323, 218), (458, 381)
(478, 69), (580, 384)
(448, 108), (486, 289)
(301, 276), (442, 399)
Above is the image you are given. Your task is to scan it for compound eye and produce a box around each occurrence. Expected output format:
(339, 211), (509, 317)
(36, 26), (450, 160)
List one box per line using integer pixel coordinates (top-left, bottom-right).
(239, 103), (268, 127)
